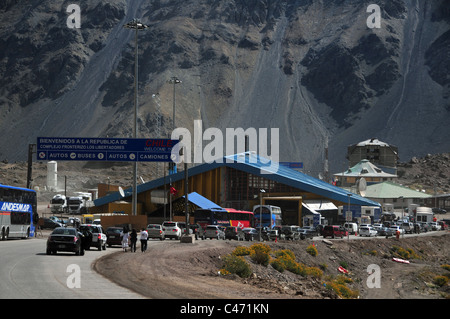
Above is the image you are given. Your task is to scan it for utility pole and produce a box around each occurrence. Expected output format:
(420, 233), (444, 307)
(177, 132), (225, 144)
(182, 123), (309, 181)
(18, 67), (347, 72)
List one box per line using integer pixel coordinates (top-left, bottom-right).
(26, 144), (36, 189)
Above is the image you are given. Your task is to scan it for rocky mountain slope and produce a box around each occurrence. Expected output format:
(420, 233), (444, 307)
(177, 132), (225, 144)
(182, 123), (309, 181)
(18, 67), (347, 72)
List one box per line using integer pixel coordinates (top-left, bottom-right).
(0, 0), (449, 176)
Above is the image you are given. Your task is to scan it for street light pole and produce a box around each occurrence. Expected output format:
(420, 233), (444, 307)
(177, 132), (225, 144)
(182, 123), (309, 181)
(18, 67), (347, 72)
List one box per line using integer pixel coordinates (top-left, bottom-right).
(167, 77), (181, 176)
(124, 19), (148, 216)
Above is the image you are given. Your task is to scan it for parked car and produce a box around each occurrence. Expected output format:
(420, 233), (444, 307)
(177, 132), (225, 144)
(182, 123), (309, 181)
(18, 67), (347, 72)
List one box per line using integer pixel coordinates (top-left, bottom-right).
(322, 225), (347, 239)
(389, 225), (405, 235)
(255, 227), (270, 241)
(372, 223), (383, 232)
(147, 224), (165, 240)
(204, 225), (225, 240)
(401, 222), (414, 234)
(162, 221), (182, 240)
(343, 222), (358, 234)
(418, 222), (430, 232)
(41, 218), (63, 229)
(269, 229), (284, 241)
(243, 227), (259, 241)
(359, 226), (378, 237)
(49, 216), (65, 225)
(106, 226), (123, 247)
(80, 224), (107, 251)
(377, 226), (393, 237)
(430, 222), (442, 231)
(297, 228), (314, 240)
(225, 226), (244, 240)
(46, 227), (84, 255)
(301, 225), (319, 236)
(432, 208), (447, 214)
(189, 223), (204, 240)
(281, 225), (300, 240)
(438, 221), (448, 230)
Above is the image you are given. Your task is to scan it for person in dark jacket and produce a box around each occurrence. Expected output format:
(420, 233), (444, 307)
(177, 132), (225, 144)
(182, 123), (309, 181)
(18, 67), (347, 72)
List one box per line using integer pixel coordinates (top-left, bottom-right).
(130, 229), (137, 253)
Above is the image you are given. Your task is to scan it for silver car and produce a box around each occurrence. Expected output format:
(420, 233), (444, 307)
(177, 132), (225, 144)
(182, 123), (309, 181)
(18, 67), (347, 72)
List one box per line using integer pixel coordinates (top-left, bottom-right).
(147, 224), (165, 240)
(204, 225), (225, 240)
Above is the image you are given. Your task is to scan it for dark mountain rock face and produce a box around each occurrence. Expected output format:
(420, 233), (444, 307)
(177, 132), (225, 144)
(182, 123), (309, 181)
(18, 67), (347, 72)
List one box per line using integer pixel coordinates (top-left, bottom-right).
(0, 0), (449, 176)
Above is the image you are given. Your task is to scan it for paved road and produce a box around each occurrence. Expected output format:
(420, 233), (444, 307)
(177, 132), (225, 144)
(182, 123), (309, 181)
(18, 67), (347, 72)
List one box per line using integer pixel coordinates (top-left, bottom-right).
(0, 236), (144, 299)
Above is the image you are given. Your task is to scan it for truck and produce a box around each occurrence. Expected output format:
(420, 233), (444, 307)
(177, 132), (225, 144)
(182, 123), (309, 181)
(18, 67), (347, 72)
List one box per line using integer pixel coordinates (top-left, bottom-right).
(50, 194), (67, 214)
(68, 192), (93, 215)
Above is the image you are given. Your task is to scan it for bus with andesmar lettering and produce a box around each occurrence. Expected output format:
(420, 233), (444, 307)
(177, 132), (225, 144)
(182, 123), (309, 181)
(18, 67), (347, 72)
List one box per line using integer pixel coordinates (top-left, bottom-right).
(0, 184), (37, 240)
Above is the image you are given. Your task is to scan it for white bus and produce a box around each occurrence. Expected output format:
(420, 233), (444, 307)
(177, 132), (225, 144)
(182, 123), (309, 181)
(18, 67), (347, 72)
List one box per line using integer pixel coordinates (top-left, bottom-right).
(0, 184), (37, 240)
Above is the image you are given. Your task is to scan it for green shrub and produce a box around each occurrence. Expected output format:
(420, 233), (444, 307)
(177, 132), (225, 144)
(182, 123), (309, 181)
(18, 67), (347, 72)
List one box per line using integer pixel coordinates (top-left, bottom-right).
(325, 279), (358, 299)
(433, 275), (449, 287)
(221, 254), (252, 278)
(270, 259), (286, 273)
(274, 249), (296, 260)
(306, 244), (318, 256)
(250, 243), (271, 266)
(440, 264), (450, 272)
(232, 246), (252, 256)
(305, 266), (323, 278)
(391, 246), (420, 260)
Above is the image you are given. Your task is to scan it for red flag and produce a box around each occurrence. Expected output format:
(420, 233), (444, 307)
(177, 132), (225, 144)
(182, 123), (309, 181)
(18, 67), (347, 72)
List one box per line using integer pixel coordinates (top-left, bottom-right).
(170, 186), (177, 195)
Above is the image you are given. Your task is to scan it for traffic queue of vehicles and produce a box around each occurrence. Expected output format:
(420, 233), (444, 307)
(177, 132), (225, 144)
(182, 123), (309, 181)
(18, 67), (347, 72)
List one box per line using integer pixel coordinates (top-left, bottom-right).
(45, 215), (449, 255)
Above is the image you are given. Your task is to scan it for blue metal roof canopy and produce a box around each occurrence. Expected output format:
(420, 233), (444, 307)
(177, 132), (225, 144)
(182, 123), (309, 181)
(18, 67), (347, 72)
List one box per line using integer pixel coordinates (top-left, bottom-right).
(94, 152), (380, 208)
(182, 192), (226, 211)
(223, 152), (380, 207)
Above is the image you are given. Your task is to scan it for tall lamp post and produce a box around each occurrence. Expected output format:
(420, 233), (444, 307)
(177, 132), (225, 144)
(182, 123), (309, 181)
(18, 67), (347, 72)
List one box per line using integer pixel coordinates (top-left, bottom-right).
(123, 19), (148, 216)
(167, 76), (181, 175)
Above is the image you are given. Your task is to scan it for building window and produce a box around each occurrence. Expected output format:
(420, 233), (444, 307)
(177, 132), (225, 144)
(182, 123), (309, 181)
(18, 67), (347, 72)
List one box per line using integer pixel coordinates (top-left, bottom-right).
(225, 167), (298, 201)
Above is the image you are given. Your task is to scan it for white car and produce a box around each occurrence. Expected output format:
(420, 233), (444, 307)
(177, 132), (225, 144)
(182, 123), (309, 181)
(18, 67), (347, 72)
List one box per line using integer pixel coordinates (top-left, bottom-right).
(359, 226), (378, 237)
(430, 222), (442, 231)
(389, 225), (405, 235)
(162, 221), (182, 240)
(80, 224), (107, 251)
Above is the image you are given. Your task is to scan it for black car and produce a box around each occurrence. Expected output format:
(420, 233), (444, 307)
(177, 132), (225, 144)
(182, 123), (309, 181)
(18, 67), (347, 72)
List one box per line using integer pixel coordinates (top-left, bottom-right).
(243, 228), (258, 241)
(297, 228), (314, 240)
(41, 218), (63, 229)
(432, 208), (447, 214)
(106, 227), (123, 247)
(46, 227), (84, 255)
(225, 226), (244, 240)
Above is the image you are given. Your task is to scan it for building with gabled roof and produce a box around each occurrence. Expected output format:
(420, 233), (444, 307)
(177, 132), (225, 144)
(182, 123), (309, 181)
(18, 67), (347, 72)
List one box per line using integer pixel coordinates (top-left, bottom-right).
(364, 181), (431, 212)
(333, 159), (398, 188)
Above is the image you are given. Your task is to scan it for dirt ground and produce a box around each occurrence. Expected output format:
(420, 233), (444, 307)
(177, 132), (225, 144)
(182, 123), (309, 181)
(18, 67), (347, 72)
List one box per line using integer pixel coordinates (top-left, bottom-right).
(94, 232), (450, 299)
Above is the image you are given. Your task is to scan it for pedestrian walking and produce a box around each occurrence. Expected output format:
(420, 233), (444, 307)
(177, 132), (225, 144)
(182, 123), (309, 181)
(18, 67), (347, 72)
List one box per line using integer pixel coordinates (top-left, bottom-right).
(121, 227), (129, 252)
(140, 228), (148, 252)
(130, 229), (137, 252)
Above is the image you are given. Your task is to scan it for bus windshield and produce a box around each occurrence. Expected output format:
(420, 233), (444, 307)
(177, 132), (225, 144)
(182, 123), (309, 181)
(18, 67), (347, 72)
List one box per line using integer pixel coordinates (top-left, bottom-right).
(252, 205), (282, 228)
